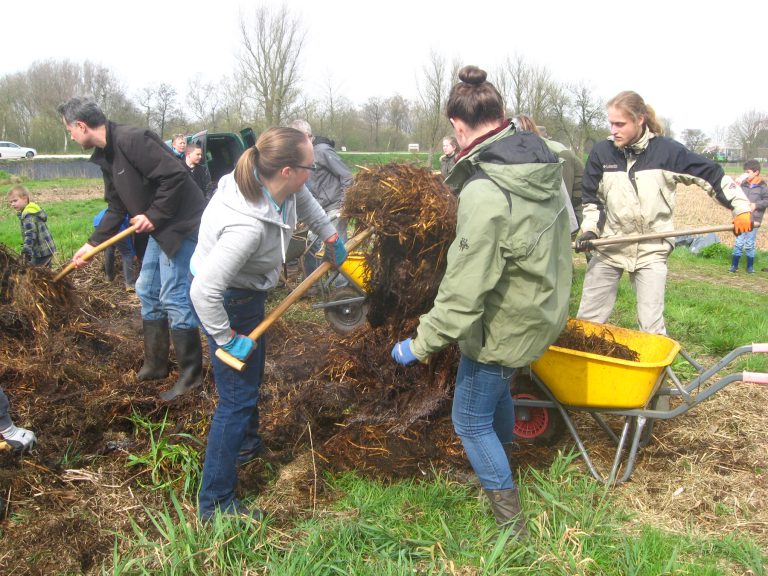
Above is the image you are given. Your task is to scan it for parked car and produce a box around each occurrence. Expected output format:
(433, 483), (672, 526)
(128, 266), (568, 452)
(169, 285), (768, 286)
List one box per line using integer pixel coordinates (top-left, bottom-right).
(164, 128), (256, 194)
(0, 141), (36, 159)
(190, 128), (255, 190)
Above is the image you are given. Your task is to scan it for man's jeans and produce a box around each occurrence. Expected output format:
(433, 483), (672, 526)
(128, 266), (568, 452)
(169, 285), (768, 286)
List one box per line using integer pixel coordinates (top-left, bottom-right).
(733, 229), (757, 258)
(198, 288), (267, 518)
(136, 236), (198, 329)
(452, 354), (517, 490)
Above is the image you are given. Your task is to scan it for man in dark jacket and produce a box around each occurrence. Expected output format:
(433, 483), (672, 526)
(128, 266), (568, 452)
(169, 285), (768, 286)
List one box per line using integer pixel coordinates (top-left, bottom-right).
(58, 97), (205, 401)
(289, 120), (353, 288)
(185, 142), (214, 201)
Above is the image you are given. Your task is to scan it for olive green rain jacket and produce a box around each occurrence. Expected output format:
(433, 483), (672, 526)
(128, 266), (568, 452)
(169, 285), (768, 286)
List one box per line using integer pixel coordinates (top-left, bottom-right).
(411, 123), (572, 368)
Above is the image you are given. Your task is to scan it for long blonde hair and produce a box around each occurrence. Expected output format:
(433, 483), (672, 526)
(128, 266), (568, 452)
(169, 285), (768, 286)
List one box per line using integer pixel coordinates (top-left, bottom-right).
(607, 91), (664, 136)
(233, 127), (308, 202)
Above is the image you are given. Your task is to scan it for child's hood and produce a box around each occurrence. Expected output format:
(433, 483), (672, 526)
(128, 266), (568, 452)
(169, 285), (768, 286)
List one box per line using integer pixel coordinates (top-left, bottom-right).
(21, 202), (47, 220)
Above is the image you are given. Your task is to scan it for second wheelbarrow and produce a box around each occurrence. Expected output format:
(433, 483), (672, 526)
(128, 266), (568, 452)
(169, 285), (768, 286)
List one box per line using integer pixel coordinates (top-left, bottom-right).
(511, 318), (768, 485)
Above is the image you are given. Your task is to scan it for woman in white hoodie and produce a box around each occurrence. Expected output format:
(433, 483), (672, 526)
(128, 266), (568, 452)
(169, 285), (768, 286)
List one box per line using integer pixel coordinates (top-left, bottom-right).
(190, 127), (346, 521)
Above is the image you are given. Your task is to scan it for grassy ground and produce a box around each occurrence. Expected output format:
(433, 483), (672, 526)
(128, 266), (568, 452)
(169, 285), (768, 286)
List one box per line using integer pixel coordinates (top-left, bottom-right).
(1, 178), (767, 574)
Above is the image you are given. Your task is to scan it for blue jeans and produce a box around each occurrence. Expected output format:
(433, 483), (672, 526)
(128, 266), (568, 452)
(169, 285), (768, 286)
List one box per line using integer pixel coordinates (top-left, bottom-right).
(452, 354), (517, 490)
(198, 288), (267, 518)
(135, 236), (198, 329)
(732, 229), (757, 258)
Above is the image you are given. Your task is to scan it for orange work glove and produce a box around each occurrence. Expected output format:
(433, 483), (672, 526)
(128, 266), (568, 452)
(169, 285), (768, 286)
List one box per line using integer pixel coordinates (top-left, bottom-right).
(733, 212), (753, 235)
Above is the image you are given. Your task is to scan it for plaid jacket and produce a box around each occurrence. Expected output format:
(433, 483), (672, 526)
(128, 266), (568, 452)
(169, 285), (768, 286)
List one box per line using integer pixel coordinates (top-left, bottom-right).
(19, 202), (56, 259)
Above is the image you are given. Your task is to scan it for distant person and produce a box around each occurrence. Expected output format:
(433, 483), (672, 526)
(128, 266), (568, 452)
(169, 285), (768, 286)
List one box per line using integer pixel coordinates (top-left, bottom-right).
(391, 65), (571, 538)
(190, 127), (346, 521)
(511, 115), (579, 234)
(170, 133), (186, 159)
(0, 386), (36, 453)
(289, 119), (352, 289)
(574, 90), (752, 334)
(58, 97), (205, 402)
(94, 208), (136, 291)
(517, 117), (585, 227)
(730, 159), (768, 274)
(7, 185), (56, 267)
(185, 142), (214, 201)
(440, 136), (459, 179)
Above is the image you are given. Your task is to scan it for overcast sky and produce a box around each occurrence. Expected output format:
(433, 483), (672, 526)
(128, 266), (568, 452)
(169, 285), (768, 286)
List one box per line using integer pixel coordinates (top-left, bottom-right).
(4, 0), (763, 140)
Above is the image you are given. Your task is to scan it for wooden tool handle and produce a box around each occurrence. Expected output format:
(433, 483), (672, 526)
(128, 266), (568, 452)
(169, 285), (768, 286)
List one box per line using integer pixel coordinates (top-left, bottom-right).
(574, 223), (760, 249)
(54, 225), (138, 282)
(215, 227), (375, 371)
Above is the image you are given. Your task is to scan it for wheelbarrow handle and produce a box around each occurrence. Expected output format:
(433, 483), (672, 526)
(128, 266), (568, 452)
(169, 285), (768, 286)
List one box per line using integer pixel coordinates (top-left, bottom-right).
(215, 227), (375, 372)
(573, 223), (760, 249)
(54, 225), (138, 282)
(743, 372), (768, 386)
(752, 343), (768, 353)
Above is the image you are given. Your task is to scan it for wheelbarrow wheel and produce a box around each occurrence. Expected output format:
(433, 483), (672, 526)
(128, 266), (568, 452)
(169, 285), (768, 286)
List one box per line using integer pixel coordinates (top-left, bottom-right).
(511, 376), (565, 446)
(324, 287), (369, 336)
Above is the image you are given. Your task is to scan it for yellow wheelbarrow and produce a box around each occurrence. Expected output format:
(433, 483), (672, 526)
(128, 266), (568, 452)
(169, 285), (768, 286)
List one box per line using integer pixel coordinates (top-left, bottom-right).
(511, 318), (768, 485)
(311, 251), (372, 335)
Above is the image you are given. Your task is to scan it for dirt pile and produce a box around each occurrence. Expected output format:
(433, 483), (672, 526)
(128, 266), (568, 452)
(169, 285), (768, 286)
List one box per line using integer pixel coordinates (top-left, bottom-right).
(264, 163), (464, 477)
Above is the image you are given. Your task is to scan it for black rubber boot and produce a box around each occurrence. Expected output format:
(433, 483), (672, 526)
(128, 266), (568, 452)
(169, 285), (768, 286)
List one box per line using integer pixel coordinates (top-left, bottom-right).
(485, 488), (529, 540)
(104, 247), (116, 281)
(137, 319), (170, 381)
(160, 328), (203, 401)
(122, 256), (136, 290)
(729, 255), (740, 273)
(746, 256), (754, 274)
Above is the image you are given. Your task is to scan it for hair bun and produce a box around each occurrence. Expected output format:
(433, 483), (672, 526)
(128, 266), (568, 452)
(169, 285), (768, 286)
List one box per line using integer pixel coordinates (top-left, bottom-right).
(458, 65), (487, 85)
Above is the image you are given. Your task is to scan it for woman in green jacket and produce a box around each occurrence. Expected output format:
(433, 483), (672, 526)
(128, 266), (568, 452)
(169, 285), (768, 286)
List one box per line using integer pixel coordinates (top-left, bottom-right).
(391, 65), (572, 537)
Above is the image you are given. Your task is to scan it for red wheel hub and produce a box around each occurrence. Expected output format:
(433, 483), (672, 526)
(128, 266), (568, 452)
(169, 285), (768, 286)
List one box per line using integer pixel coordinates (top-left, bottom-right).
(513, 393), (550, 439)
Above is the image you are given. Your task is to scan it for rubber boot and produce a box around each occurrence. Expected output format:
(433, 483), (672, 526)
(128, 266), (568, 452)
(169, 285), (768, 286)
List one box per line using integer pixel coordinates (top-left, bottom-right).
(484, 488), (529, 540)
(104, 246), (116, 281)
(122, 256), (136, 291)
(160, 328), (203, 401)
(729, 255), (740, 273)
(137, 319), (170, 381)
(746, 256), (754, 274)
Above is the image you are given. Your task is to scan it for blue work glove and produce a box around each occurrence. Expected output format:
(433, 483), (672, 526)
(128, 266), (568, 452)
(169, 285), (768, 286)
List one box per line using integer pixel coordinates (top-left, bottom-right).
(220, 332), (254, 361)
(323, 233), (348, 268)
(391, 338), (419, 366)
(574, 231), (598, 252)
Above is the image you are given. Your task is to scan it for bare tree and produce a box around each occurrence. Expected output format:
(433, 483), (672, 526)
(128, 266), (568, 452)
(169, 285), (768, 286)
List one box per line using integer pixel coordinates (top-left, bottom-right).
(236, 4), (305, 126)
(187, 75), (221, 130)
(569, 83), (605, 155)
(415, 51), (452, 162)
(729, 110), (767, 159)
(681, 128), (709, 152)
(385, 94), (412, 151)
(548, 84), (577, 148)
(136, 86), (155, 129)
(362, 97), (385, 149)
(0, 73), (34, 146)
(153, 83), (178, 138)
(81, 62), (135, 121)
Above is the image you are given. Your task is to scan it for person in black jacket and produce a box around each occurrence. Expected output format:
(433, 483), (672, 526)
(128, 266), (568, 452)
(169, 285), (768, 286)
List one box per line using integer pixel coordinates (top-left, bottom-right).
(58, 97), (205, 401)
(289, 119), (352, 290)
(184, 142), (214, 201)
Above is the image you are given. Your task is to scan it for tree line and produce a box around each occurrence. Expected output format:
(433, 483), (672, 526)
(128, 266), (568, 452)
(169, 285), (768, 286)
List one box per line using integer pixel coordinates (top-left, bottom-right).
(1, 4), (766, 161)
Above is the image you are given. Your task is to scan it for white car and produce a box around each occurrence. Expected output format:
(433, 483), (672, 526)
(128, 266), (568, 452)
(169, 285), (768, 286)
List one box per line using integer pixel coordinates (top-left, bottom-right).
(0, 141), (36, 159)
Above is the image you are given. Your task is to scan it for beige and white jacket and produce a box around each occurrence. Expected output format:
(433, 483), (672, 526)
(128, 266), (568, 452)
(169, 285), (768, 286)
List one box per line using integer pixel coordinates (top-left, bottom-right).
(580, 129), (750, 271)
